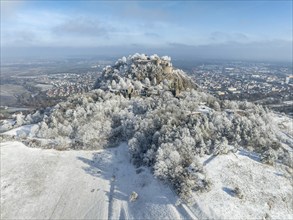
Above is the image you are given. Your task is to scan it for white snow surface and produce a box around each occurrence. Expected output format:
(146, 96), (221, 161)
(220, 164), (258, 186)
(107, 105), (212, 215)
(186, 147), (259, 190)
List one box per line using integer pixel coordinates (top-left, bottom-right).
(3, 124), (34, 136)
(1, 141), (195, 220)
(271, 113), (293, 138)
(1, 132), (292, 219)
(191, 151), (293, 220)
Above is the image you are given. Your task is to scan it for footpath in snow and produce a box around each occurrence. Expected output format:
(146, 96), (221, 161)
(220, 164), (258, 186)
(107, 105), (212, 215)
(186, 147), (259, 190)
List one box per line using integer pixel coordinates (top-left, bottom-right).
(0, 141), (195, 220)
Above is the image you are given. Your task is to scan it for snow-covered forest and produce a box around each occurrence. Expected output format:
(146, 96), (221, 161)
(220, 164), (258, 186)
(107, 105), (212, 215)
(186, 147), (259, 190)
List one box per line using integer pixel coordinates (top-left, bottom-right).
(2, 54), (292, 200)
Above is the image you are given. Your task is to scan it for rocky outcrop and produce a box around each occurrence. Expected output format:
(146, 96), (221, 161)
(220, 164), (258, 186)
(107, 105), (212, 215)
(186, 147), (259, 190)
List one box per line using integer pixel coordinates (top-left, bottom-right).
(94, 53), (198, 97)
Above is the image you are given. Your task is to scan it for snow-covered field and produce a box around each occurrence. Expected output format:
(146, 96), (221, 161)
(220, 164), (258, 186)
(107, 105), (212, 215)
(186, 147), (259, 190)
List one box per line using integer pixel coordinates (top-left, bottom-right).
(1, 140), (292, 220)
(3, 124), (34, 136)
(192, 151), (293, 219)
(272, 113), (293, 138)
(1, 141), (196, 220)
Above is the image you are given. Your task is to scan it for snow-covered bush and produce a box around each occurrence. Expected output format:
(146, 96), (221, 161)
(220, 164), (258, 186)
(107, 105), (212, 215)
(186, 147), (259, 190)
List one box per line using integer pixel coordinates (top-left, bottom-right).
(0, 120), (13, 132)
(234, 186), (244, 199)
(29, 90), (132, 149)
(129, 191), (138, 202)
(0, 109), (48, 133)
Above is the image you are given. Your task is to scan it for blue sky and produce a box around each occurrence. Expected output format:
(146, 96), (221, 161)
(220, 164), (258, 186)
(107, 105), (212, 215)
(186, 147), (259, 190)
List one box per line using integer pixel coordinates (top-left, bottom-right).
(1, 0), (292, 61)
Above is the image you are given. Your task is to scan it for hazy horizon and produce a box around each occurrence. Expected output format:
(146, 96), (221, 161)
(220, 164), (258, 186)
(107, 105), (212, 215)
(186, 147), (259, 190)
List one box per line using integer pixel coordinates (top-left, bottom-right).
(1, 1), (292, 62)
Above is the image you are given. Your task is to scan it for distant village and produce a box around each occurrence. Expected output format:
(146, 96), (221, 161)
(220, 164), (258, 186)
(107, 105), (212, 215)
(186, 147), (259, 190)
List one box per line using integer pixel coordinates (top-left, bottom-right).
(191, 62), (293, 114)
(1, 57), (292, 117)
(44, 72), (96, 97)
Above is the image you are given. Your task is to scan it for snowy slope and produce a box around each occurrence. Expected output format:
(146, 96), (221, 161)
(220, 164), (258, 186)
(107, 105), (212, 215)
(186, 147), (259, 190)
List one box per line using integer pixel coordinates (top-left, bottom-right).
(271, 113), (293, 141)
(3, 124), (34, 136)
(191, 151), (293, 219)
(1, 141), (196, 220)
(1, 141), (292, 219)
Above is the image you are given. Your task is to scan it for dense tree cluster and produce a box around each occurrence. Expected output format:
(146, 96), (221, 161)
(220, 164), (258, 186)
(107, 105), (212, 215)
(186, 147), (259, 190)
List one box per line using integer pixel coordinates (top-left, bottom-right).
(16, 87), (291, 199)
(0, 109), (45, 133)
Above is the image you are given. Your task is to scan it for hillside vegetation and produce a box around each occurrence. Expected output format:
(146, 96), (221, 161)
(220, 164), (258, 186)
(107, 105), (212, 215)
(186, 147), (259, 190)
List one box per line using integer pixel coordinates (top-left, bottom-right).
(2, 54), (292, 200)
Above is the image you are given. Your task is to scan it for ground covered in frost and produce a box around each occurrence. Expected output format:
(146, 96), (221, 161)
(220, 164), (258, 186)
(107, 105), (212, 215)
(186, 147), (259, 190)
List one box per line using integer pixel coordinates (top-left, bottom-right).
(190, 150), (293, 219)
(1, 141), (196, 220)
(1, 140), (292, 219)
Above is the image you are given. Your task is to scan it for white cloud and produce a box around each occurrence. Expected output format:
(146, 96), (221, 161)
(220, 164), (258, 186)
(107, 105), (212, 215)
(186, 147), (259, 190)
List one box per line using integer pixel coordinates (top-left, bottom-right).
(0, 1), (24, 19)
(209, 31), (250, 43)
(52, 17), (115, 37)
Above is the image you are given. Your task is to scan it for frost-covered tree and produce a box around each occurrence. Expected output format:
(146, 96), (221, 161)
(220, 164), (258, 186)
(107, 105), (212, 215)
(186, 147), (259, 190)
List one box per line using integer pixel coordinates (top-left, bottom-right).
(14, 113), (25, 126)
(111, 80), (117, 89)
(144, 78), (151, 87)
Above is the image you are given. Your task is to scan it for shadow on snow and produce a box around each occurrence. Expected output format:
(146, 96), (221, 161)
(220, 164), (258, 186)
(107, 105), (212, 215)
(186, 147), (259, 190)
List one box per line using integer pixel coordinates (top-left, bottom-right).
(76, 143), (188, 219)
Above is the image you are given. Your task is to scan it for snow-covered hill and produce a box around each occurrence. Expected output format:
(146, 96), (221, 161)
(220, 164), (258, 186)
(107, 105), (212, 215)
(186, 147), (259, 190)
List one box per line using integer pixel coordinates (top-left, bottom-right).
(1, 54), (292, 219)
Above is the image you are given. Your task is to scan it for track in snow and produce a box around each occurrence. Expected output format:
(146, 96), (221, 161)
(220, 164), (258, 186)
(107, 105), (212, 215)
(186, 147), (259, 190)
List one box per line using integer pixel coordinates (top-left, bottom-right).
(1, 141), (196, 219)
